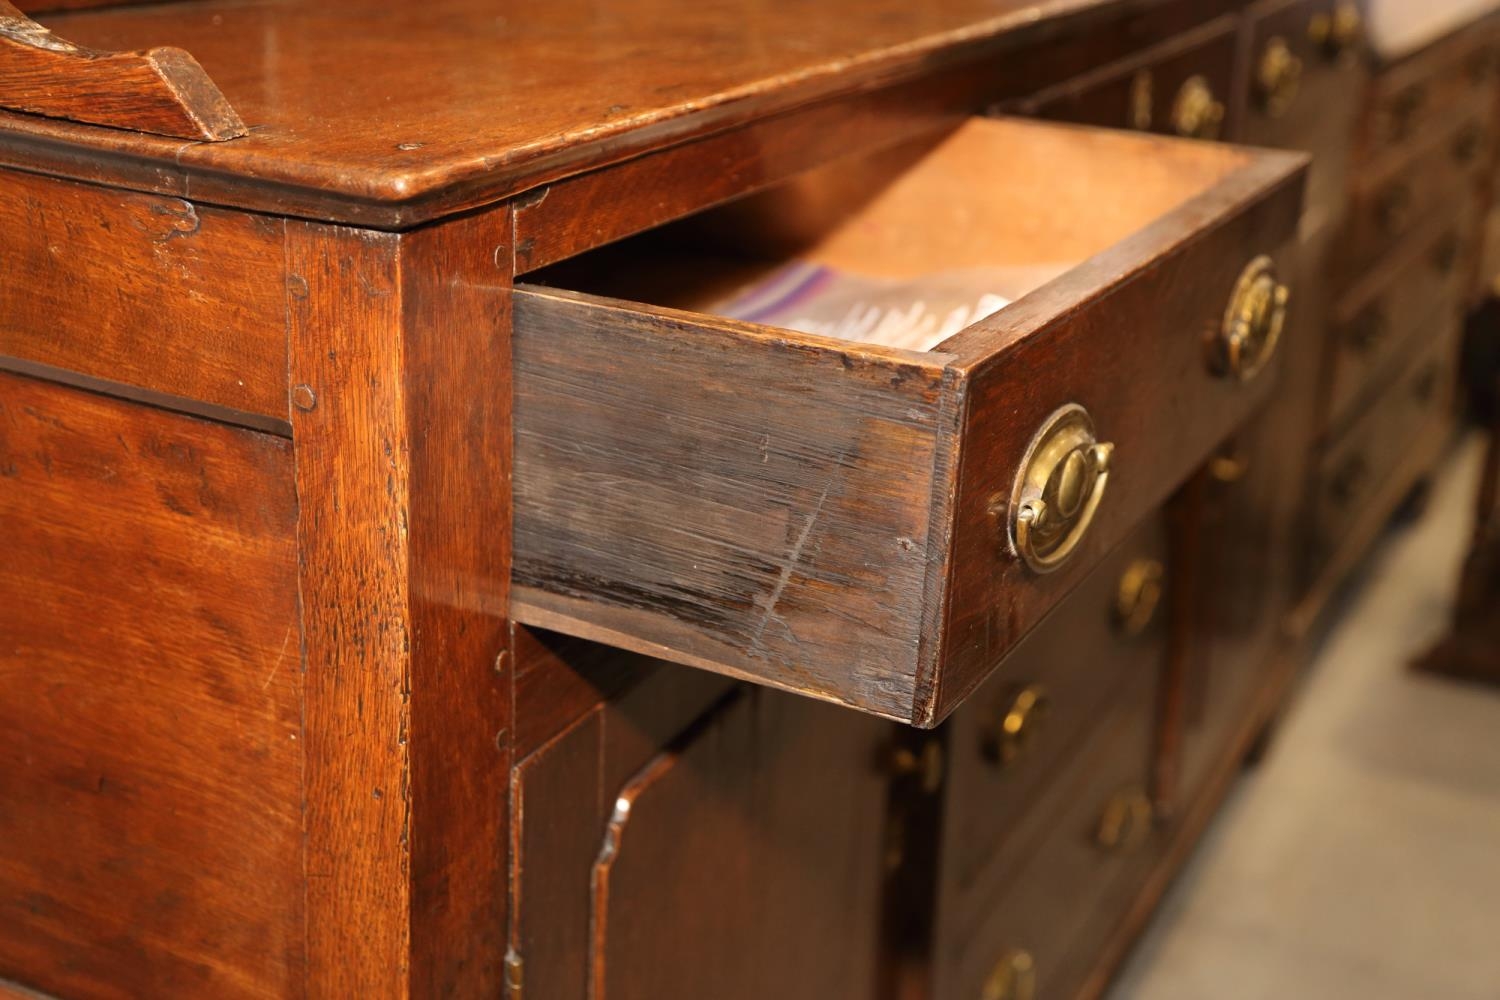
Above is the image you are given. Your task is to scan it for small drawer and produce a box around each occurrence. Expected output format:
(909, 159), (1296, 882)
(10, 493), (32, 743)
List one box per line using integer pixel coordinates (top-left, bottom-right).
(1312, 324), (1459, 570)
(1342, 110), (1491, 280)
(934, 661), (1160, 1000)
(1326, 214), (1472, 435)
(512, 116), (1305, 726)
(940, 516), (1168, 899)
(1017, 19), (1238, 142)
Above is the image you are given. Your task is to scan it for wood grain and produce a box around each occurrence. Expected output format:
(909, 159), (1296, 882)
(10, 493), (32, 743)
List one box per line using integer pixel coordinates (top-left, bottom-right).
(0, 1), (243, 140)
(0, 371), (302, 999)
(511, 287), (952, 723)
(0, 169), (287, 424)
(286, 210), (514, 998)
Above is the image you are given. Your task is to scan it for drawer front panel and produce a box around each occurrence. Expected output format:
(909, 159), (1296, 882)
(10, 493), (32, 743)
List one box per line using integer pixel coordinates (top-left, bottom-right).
(1021, 20), (1238, 142)
(940, 516), (1168, 920)
(1343, 107), (1491, 280)
(1327, 213), (1473, 435)
(513, 116), (1306, 725)
(1312, 324), (1459, 569)
(934, 663), (1160, 1000)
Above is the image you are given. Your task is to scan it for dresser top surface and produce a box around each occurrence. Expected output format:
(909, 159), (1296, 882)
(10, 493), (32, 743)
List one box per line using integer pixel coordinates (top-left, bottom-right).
(13, 0), (1132, 224)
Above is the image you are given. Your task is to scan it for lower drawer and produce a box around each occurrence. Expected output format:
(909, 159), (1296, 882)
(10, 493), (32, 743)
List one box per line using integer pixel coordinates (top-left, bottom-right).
(933, 656), (1160, 1000)
(1310, 322), (1459, 572)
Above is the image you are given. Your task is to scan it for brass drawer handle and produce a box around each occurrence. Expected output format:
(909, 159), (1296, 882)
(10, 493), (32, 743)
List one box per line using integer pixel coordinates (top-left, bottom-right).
(1382, 85), (1426, 142)
(1096, 786), (1154, 853)
(1129, 69), (1154, 131)
(1172, 75), (1224, 140)
(1412, 364), (1442, 405)
(1007, 404), (1114, 574)
(982, 949), (1037, 1000)
(1308, 2), (1363, 62)
(1452, 124), (1485, 165)
(882, 739), (945, 794)
(1432, 234), (1463, 275)
(1115, 558), (1165, 637)
(1330, 453), (1369, 506)
(1347, 302), (1389, 352)
(1376, 180), (1413, 235)
(982, 684), (1050, 767)
(1257, 37), (1303, 117)
(1214, 256), (1289, 381)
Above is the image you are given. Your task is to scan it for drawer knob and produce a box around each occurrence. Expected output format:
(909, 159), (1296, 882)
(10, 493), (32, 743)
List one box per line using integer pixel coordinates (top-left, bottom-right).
(1347, 303), (1389, 353)
(1115, 558), (1166, 637)
(1432, 234), (1463, 275)
(1257, 37), (1303, 118)
(981, 949), (1037, 1000)
(1171, 75), (1224, 140)
(1215, 256), (1289, 381)
(1377, 181), (1413, 235)
(883, 739), (945, 794)
(1008, 404), (1114, 574)
(1308, 3), (1363, 62)
(1095, 786), (1154, 853)
(982, 684), (1050, 767)
(1452, 124), (1485, 166)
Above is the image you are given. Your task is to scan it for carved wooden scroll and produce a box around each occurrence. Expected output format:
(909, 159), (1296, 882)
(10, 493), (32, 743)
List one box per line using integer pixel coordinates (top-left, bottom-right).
(0, 1), (245, 140)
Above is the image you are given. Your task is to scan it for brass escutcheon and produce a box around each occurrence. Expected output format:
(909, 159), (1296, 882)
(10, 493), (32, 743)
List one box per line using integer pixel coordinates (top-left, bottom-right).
(1096, 786), (1154, 853)
(1115, 559), (1165, 637)
(982, 684), (1050, 767)
(1007, 404), (1114, 574)
(1214, 256), (1289, 381)
(1257, 37), (1303, 117)
(982, 949), (1037, 1000)
(1171, 75), (1224, 140)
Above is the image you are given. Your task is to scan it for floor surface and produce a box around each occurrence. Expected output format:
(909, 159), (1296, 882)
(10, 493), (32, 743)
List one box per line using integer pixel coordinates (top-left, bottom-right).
(1109, 436), (1500, 999)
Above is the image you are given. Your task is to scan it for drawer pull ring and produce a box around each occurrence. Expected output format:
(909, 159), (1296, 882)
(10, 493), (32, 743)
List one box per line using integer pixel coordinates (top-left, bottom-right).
(983, 684), (1050, 767)
(1096, 787), (1154, 853)
(1115, 558), (1166, 636)
(1308, 3), (1363, 62)
(1008, 404), (1113, 574)
(1171, 75), (1224, 140)
(982, 949), (1037, 1000)
(1257, 37), (1303, 118)
(1215, 255), (1289, 381)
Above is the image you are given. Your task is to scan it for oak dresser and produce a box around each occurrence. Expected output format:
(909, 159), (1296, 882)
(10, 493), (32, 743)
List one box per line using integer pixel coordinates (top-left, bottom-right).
(0, 1), (1494, 998)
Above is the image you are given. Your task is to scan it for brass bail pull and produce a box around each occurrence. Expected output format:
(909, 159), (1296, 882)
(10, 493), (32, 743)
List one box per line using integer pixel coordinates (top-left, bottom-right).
(1215, 255), (1289, 381)
(1008, 404), (1114, 573)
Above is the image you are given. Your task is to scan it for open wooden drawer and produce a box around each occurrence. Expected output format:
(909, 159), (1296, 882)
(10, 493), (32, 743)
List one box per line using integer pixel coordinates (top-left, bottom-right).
(511, 116), (1306, 726)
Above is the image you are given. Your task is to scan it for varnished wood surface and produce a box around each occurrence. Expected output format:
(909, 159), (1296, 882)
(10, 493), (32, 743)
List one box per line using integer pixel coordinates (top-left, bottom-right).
(287, 211), (514, 998)
(0, 0), (244, 140)
(4, 0), (1230, 225)
(0, 371), (302, 998)
(0, 169), (287, 424)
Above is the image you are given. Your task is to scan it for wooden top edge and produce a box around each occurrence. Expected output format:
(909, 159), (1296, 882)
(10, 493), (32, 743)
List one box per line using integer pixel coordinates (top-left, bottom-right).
(0, 0), (1160, 225)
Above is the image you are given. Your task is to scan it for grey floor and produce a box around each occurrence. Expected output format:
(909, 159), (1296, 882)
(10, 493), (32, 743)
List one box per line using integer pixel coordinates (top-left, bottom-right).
(1109, 435), (1500, 1000)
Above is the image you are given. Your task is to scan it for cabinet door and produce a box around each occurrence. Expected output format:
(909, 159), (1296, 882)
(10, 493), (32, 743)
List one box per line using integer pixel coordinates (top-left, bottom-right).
(510, 664), (890, 1000)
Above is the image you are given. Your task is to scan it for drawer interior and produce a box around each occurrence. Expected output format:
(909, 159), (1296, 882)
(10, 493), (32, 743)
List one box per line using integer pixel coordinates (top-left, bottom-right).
(526, 118), (1252, 353)
(512, 115), (1305, 726)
